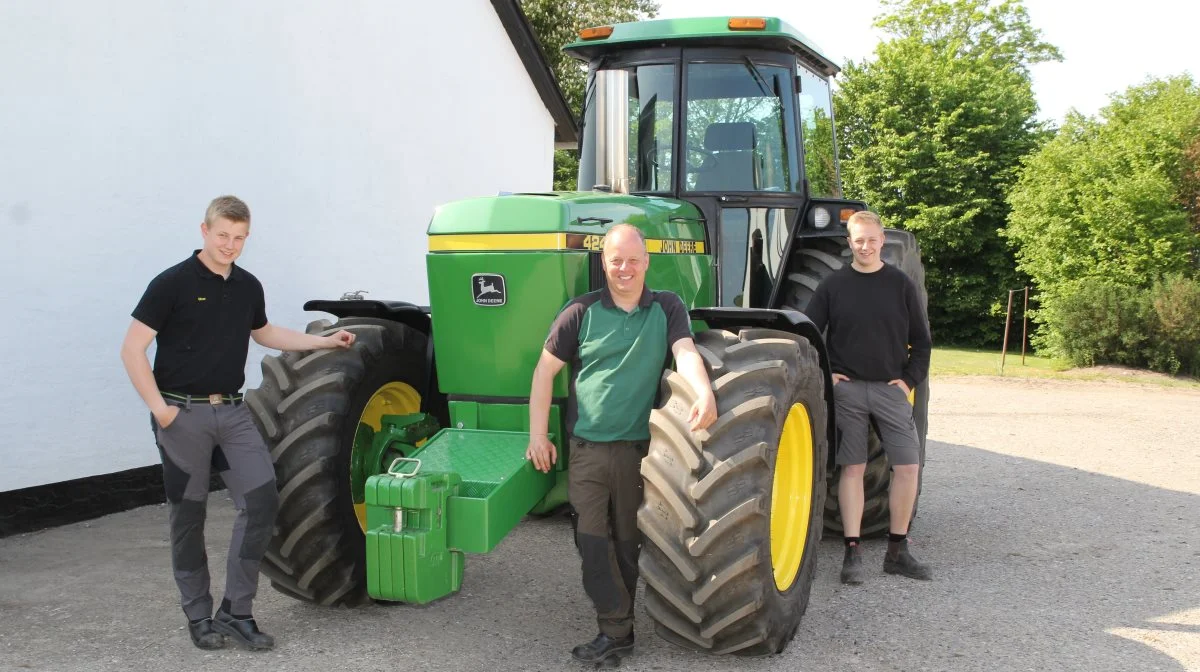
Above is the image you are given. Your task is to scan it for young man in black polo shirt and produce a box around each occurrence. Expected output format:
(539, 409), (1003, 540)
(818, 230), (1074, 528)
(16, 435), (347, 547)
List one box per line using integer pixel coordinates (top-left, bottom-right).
(525, 224), (717, 665)
(804, 211), (933, 585)
(120, 195), (355, 651)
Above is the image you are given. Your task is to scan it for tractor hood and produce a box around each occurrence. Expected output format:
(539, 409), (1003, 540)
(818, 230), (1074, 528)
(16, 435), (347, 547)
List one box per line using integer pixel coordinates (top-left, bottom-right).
(422, 191), (711, 400)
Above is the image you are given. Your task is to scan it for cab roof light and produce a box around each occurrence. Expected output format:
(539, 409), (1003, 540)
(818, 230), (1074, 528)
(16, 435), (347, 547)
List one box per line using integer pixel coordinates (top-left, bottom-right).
(579, 26), (614, 40)
(728, 17), (767, 31)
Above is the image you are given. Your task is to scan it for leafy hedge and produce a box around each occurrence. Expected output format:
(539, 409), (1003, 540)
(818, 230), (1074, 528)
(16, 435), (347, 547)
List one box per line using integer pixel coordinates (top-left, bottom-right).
(1040, 275), (1200, 376)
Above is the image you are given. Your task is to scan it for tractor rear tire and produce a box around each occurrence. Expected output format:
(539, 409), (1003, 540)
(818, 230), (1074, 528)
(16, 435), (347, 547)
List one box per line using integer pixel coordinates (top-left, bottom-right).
(245, 317), (429, 606)
(639, 328), (827, 655)
(781, 231), (929, 538)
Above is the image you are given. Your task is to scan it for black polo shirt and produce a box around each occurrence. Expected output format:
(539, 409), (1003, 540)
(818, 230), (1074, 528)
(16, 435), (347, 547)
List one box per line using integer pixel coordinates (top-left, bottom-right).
(132, 250), (268, 394)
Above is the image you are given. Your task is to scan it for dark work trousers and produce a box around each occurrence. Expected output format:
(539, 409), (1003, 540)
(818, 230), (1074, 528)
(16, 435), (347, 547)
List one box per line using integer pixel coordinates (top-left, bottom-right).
(152, 399), (278, 621)
(568, 438), (647, 639)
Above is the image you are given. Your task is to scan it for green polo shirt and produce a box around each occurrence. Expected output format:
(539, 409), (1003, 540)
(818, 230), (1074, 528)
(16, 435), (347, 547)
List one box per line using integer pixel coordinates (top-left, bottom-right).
(544, 287), (692, 442)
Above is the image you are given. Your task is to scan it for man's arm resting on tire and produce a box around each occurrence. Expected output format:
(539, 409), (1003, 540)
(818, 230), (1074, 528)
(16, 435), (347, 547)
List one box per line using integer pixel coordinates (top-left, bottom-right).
(671, 338), (717, 431)
(526, 349), (566, 472)
(251, 323), (355, 351)
(120, 318), (176, 426)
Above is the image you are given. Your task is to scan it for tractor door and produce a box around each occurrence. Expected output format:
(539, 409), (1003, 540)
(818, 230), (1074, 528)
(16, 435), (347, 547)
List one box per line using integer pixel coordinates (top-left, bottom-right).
(714, 203), (796, 308)
(678, 52), (806, 308)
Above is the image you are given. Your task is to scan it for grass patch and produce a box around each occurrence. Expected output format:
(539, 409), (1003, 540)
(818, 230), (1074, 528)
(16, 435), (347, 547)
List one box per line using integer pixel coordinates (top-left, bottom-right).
(931, 347), (1068, 377)
(930, 347), (1200, 388)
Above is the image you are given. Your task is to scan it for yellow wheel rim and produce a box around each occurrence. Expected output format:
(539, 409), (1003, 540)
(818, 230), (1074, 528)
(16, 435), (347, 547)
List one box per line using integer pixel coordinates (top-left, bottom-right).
(770, 403), (814, 591)
(352, 382), (422, 531)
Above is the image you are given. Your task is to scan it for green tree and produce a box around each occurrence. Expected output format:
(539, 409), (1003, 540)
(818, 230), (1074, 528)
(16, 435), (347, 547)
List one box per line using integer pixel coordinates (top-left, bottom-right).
(835, 0), (1060, 345)
(1005, 75), (1200, 355)
(520, 0), (659, 190)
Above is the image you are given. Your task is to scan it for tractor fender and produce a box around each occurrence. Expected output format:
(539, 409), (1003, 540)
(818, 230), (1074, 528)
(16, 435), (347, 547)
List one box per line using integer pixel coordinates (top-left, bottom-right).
(689, 306), (837, 470)
(304, 299), (431, 336)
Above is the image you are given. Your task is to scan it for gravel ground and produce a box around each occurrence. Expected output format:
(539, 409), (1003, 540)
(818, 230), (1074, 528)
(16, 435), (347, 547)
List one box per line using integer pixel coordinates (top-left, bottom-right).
(2, 375), (1198, 672)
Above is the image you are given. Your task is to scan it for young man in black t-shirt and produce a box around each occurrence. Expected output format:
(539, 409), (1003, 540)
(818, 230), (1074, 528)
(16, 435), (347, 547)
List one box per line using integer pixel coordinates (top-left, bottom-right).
(805, 211), (933, 585)
(120, 196), (355, 650)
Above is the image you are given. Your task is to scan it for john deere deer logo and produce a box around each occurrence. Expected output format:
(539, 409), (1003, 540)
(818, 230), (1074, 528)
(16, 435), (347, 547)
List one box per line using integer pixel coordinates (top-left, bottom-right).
(471, 273), (506, 306)
(477, 277), (500, 296)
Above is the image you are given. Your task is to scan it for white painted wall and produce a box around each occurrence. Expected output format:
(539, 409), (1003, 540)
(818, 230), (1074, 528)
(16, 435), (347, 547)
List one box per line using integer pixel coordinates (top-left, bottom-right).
(0, 0), (556, 491)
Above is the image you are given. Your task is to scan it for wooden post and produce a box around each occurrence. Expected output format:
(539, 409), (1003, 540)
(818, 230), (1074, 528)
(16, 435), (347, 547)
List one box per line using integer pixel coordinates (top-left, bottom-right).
(1001, 289), (1015, 374)
(1021, 286), (1030, 366)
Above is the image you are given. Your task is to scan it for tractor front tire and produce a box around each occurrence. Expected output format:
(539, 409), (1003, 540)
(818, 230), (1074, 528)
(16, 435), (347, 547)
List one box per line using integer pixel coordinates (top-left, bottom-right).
(246, 317), (429, 606)
(639, 328), (827, 655)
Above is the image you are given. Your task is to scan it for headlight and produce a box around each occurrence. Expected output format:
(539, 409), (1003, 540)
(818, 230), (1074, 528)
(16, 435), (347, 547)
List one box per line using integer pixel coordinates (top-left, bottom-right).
(811, 207), (831, 229)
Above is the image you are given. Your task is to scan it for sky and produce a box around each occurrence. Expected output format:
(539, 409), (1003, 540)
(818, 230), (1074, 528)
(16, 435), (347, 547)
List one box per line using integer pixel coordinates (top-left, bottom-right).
(653, 0), (1200, 124)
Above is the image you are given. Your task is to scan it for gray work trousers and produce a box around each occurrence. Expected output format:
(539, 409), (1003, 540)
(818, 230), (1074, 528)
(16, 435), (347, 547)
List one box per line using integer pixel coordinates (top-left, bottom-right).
(832, 380), (921, 466)
(152, 399), (278, 621)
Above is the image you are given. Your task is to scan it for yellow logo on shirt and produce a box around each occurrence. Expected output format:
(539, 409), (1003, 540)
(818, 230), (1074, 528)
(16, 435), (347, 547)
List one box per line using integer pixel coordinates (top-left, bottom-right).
(197, 297), (207, 301)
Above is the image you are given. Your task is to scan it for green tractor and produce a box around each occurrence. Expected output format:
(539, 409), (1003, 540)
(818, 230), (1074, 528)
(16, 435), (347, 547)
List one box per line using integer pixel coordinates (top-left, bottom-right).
(246, 16), (928, 655)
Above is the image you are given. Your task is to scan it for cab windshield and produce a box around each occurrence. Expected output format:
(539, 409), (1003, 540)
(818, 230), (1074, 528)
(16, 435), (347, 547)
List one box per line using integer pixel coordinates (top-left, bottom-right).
(577, 57), (800, 195)
(684, 61), (799, 192)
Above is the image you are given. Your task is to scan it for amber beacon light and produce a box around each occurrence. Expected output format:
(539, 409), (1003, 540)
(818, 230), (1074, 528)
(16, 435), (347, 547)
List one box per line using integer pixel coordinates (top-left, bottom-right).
(579, 25), (614, 40)
(728, 17), (768, 30)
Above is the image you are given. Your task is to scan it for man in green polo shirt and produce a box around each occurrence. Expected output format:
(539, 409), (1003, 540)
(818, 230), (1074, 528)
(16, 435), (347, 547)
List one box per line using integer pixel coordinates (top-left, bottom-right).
(526, 223), (717, 665)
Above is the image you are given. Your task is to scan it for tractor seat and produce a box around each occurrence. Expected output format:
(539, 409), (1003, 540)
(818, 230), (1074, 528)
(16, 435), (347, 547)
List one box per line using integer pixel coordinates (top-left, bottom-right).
(695, 122), (757, 191)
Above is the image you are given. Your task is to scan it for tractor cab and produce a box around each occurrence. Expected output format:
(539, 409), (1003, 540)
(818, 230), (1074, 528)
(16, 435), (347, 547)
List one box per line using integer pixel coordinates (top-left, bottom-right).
(567, 16), (852, 310)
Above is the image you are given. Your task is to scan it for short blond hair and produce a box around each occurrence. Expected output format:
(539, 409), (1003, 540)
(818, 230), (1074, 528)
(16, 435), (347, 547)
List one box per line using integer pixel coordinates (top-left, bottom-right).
(846, 210), (883, 231)
(204, 195), (251, 226)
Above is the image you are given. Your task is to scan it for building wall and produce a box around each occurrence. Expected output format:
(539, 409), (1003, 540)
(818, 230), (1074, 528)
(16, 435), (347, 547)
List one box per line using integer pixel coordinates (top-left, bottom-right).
(0, 0), (555, 491)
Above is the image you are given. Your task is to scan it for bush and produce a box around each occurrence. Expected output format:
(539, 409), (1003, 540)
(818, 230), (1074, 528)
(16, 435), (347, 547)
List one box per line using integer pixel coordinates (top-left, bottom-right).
(1041, 276), (1200, 376)
(1148, 275), (1200, 375)
(1042, 281), (1154, 368)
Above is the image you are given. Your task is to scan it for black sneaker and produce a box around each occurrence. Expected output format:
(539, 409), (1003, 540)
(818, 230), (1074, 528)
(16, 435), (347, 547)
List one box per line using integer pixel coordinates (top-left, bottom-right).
(840, 544), (864, 585)
(884, 543), (933, 581)
(212, 611), (275, 650)
(187, 617), (224, 650)
(570, 632), (634, 663)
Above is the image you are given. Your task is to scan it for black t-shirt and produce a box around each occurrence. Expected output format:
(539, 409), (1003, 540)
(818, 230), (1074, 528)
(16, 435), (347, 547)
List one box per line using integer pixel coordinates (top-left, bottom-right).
(132, 251), (268, 394)
(804, 263), (931, 389)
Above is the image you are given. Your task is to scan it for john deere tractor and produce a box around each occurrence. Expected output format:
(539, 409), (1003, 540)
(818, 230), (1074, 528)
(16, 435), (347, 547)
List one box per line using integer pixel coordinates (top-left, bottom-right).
(246, 16), (928, 655)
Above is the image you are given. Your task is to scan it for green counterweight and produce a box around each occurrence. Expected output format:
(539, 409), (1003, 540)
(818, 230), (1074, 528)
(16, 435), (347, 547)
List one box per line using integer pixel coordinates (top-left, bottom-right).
(365, 427), (555, 603)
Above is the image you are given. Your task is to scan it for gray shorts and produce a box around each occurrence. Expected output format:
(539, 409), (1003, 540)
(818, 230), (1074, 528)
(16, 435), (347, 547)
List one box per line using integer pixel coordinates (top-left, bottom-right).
(833, 379), (920, 466)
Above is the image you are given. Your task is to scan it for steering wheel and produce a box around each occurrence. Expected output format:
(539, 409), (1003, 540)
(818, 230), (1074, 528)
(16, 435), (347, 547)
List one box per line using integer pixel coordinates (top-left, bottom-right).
(640, 147), (660, 171)
(686, 147), (713, 173)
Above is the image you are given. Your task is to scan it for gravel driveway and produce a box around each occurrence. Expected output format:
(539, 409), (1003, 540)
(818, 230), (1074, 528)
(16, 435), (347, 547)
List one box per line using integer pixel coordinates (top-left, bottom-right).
(2, 375), (1198, 672)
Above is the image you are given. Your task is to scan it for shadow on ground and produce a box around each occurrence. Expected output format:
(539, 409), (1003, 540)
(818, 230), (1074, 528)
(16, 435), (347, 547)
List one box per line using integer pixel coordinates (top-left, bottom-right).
(0, 439), (1196, 671)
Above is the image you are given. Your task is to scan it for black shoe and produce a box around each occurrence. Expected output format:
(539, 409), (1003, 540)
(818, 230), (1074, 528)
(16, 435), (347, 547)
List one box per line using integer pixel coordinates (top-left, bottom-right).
(840, 544), (864, 585)
(212, 611), (275, 650)
(187, 617), (224, 650)
(884, 543), (933, 581)
(570, 632), (634, 663)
